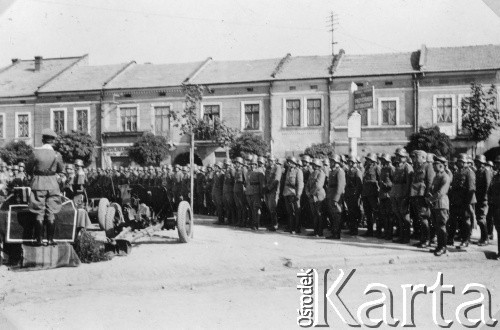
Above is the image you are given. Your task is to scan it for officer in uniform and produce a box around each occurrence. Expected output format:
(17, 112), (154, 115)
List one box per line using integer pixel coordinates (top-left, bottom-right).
(264, 156), (282, 231)
(448, 153), (476, 248)
(378, 153), (395, 239)
(233, 157), (247, 227)
(410, 150), (435, 248)
(345, 155), (363, 235)
(361, 153), (380, 237)
(306, 159), (326, 237)
(212, 162), (225, 224)
(325, 155), (345, 239)
(428, 155), (451, 256)
(245, 156), (265, 230)
(474, 155), (492, 246)
(222, 159), (236, 225)
(26, 128), (64, 246)
(283, 157), (304, 234)
(391, 148), (413, 244)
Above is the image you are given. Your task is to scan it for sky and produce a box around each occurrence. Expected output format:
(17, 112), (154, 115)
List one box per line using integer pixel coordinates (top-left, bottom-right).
(1, 0), (500, 67)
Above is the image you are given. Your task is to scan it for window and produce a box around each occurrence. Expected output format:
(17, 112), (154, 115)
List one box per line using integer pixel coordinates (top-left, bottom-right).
(52, 110), (66, 134)
(244, 104), (260, 130)
(75, 108), (89, 132)
(120, 107), (138, 132)
(436, 97), (453, 123)
(360, 109), (368, 126)
(381, 100), (397, 125)
(286, 99), (301, 127)
(307, 99), (321, 126)
(203, 105), (220, 123)
(17, 114), (30, 138)
(154, 106), (170, 135)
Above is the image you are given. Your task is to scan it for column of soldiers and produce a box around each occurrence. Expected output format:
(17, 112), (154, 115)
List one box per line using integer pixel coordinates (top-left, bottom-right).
(67, 148), (499, 259)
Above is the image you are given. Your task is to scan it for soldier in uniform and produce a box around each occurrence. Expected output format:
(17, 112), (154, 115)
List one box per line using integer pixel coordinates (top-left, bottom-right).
(474, 155), (492, 246)
(283, 157), (304, 234)
(222, 159), (236, 225)
(448, 153), (476, 248)
(233, 157), (247, 227)
(391, 148), (413, 244)
(0, 162), (9, 202)
(488, 156), (500, 259)
(181, 166), (191, 202)
(26, 128), (65, 246)
(410, 150), (435, 248)
(264, 156), (282, 231)
(172, 164), (184, 207)
(299, 155), (313, 230)
(378, 153), (395, 239)
(204, 164), (215, 216)
(345, 155), (363, 235)
(305, 159), (326, 237)
(325, 155), (345, 239)
(212, 162), (225, 224)
(428, 155), (451, 256)
(486, 160), (495, 241)
(245, 156), (265, 230)
(361, 153), (380, 237)
(194, 166), (206, 214)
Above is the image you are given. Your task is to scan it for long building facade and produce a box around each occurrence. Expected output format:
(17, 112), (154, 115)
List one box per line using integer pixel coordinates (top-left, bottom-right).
(0, 44), (499, 167)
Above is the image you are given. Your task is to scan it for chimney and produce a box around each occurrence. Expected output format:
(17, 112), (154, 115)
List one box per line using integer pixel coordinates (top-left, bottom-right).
(34, 56), (43, 71)
(11, 58), (19, 64)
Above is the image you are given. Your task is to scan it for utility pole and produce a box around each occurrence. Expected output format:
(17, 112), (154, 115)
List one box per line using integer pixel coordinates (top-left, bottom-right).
(326, 11), (339, 55)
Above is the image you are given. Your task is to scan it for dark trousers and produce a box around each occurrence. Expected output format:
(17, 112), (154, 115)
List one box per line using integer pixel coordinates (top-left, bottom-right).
(234, 190), (247, 226)
(309, 197), (324, 236)
(379, 198), (393, 238)
(223, 192), (236, 224)
(432, 209), (449, 249)
(486, 203), (494, 238)
(410, 196), (431, 243)
(326, 198), (342, 236)
(362, 195), (379, 233)
(345, 196), (360, 234)
(246, 194), (262, 228)
(392, 197), (411, 241)
(476, 200), (489, 242)
(265, 192), (279, 229)
(285, 195), (300, 233)
(493, 207), (500, 255)
(212, 194), (224, 223)
(448, 203), (472, 243)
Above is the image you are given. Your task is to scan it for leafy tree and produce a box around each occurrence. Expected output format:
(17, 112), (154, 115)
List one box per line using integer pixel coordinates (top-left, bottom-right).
(54, 131), (97, 166)
(406, 126), (454, 159)
(304, 142), (336, 158)
(128, 133), (170, 166)
(0, 140), (34, 164)
(229, 132), (270, 158)
(461, 83), (499, 155)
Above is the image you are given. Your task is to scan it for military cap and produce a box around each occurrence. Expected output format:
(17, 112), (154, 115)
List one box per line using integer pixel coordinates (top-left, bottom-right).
(395, 148), (408, 157)
(257, 156), (265, 164)
(475, 155), (487, 164)
(234, 157), (244, 165)
(287, 156), (298, 165)
(74, 159), (84, 167)
(18, 162), (25, 168)
(379, 153), (391, 163)
(495, 155), (500, 163)
(41, 128), (58, 139)
(434, 155), (447, 164)
(330, 154), (341, 164)
(302, 155), (312, 164)
(365, 153), (377, 162)
(457, 153), (469, 162)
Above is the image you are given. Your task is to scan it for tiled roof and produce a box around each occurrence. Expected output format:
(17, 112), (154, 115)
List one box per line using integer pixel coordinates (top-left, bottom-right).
(333, 52), (419, 77)
(105, 61), (205, 89)
(0, 56), (84, 98)
(39, 63), (130, 93)
(189, 58), (282, 84)
(421, 44), (500, 72)
(274, 55), (334, 80)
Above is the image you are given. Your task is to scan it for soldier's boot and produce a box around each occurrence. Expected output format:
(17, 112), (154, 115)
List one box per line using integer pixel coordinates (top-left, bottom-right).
(47, 221), (57, 246)
(34, 220), (43, 246)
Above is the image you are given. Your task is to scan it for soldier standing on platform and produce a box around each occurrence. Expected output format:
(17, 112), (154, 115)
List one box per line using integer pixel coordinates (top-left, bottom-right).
(410, 150), (435, 248)
(428, 155), (451, 256)
(283, 157), (304, 235)
(378, 153), (395, 239)
(361, 153), (380, 237)
(345, 155), (363, 235)
(212, 162), (225, 224)
(391, 148), (413, 244)
(448, 153), (476, 249)
(474, 155), (491, 246)
(222, 159), (236, 225)
(245, 156), (265, 230)
(26, 128), (65, 246)
(233, 157), (247, 227)
(264, 156), (282, 231)
(325, 155), (345, 239)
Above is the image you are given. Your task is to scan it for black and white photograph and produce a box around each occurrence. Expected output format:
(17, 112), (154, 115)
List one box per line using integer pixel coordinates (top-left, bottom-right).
(1, 0), (500, 328)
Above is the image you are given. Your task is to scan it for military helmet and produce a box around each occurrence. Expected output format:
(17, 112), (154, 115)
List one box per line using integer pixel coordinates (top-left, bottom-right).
(174, 164), (181, 169)
(234, 157), (244, 165)
(276, 158), (284, 165)
(214, 161), (222, 169)
(395, 148), (408, 157)
(112, 165), (118, 171)
(312, 158), (323, 167)
(249, 156), (258, 165)
(167, 164), (173, 170)
(302, 155), (312, 164)
(41, 128), (58, 139)
(296, 160), (303, 167)
(426, 153), (435, 162)
(287, 156), (298, 165)
(487, 160), (494, 167)
(434, 155), (447, 164)
(347, 155), (356, 163)
(365, 153), (377, 162)
(330, 154), (341, 164)
(74, 159), (84, 167)
(18, 162), (25, 168)
(379, 153), (391, 163)
(257, 156), (265, 164)
(223, 158), (232, 165)
(475, 155), (487, 164)
(7, 165), (12, 170)
(494, 155), (500, 164)
(12, 165), (19, 170)
(66, 163), (74, 170)
(340, 154), (347, 163)
(457, 153), (469, 162)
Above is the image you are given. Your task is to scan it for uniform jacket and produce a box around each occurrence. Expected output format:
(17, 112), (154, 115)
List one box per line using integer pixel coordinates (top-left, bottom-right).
(488, 171), (500, 207)
(306, 168), (326, 202)
(450, 167), (476, 205)
(391, 162), (413, 198)
(361, 163), (380, 197)
(26, 145), (64, 192)
(475, 166), (492, 203)
(211, 171), (225, 197)
(282, 167), (304, 197)
(172, 171), (183, 195)
(265, 164), (282, 194)
(379, 164), (394, 199)
(223, 167), (236, 194)
(410, 162), (435, 197)
(234, 167), (247, 194)
(429, 170), (451, 209)
(326, 166), (345, 202)
(345, 167), (363, 198)
(245, 169), (265, 196)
